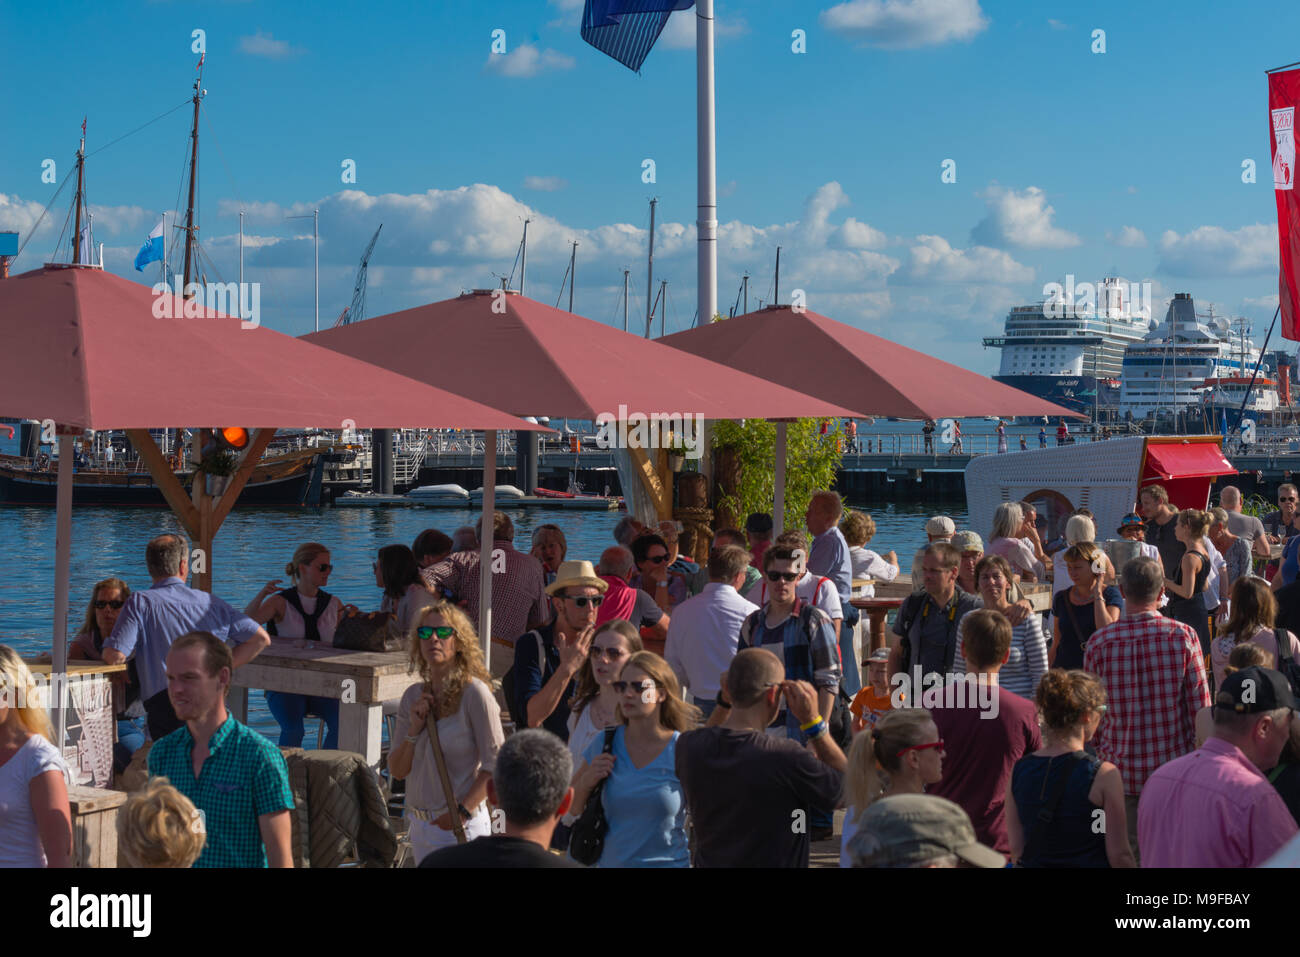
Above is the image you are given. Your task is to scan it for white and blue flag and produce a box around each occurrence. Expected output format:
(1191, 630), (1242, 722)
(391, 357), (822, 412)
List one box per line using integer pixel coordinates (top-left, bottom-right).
(133, 217), (164, 272)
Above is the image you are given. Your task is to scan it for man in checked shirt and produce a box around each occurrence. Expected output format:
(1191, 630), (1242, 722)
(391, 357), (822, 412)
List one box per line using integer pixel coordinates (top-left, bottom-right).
(1084, 556), (1211, 865)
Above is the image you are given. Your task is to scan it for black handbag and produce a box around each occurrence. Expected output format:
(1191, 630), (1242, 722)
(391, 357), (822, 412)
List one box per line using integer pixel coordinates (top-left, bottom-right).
(569, 726), (617, 865)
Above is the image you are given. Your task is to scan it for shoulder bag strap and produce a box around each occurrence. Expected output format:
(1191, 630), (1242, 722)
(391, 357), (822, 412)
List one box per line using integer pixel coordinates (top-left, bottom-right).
(1019, 752), (1087, 866)
(424, 685), (468, 845)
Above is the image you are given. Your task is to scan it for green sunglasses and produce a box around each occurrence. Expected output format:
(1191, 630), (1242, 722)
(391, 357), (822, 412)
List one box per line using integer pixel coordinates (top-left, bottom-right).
(417, 626), (456, 641)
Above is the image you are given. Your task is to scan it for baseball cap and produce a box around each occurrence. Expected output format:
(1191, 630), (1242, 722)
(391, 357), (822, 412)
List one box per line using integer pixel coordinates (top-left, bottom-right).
(847, 795), (1005, 868)
(950, 530), (983, 554)
(1215, 666), (1297, 714)
(925, 516), (956, 538)
(1117, 513), (1146, 536)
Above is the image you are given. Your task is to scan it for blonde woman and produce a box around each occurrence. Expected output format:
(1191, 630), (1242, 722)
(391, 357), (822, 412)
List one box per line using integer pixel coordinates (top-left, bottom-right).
(567, 619), (644, 764)
(117, 777), (206, 868)
(0, 645), (72, 867)
(1164, 509), (1213, 654)
(245, 543), (347, 748)
(569, 651), (701, 867)
(839, 708), (942, 867)
(69, 577), (145, 771)
(389, 602), (504, 863)
(988, 502), (1045, 582)
(1050, 515), (1114, 599)
(840, 510), (899, 596)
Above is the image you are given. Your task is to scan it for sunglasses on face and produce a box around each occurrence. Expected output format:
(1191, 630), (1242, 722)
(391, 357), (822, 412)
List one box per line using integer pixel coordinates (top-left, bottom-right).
(766, 570), (800, 583)
(565, 596), (604, 608)
(613, 679), (656, 695)
(94, 599), (125, 610)
(591, 645), (626, 661)
(416, 626), (456, 641)
(1283, 498), (1297, 504)
(645, 554), (669, 565)
(314, 563), (333, 573)
(897, 739), (944, 757)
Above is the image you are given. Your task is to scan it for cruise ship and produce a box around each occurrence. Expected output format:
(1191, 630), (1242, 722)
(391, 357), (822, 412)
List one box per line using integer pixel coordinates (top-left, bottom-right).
(982, 277), (1151, 416)
(1117, 292), (1278, 424)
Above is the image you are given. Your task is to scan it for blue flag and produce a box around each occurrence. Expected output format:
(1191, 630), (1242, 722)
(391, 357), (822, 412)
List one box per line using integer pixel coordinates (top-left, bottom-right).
(133, 217), (165, 272)
(581, 0), (694, 73)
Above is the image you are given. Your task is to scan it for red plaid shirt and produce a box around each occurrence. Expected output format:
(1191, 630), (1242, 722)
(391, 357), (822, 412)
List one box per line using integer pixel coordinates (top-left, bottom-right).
(1084, 611), (1211, 796)
(421, 541), (548, 645)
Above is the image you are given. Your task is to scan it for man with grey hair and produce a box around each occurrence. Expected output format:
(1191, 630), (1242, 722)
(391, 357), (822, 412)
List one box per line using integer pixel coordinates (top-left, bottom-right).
(847, 795), (1005, 868)
(1220, 485), (1270, 559)
(419, 729), (582, 868)
(1139, 666), (1297, 867)
(450, 526), (478, 553)
(613, 515), (647, 547)
(1083, 556), (1210, 864)
(103, 533), (269, 740)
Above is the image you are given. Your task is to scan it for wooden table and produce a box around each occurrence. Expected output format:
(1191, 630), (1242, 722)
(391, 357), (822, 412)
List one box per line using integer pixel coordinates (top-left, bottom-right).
(25, 659), (126, 789)
(868, 573), (1052, 611)
(228, 641), (417, 769)
(68, 785), (127, 868)
(849, 596), (905, 653)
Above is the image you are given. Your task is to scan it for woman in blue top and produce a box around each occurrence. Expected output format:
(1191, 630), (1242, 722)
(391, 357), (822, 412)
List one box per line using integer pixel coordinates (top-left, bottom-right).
(569, 651), (700, 867)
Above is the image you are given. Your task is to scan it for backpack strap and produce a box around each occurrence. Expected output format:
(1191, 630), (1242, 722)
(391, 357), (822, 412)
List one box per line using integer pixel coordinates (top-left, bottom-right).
(1019, 752), (1089, 866)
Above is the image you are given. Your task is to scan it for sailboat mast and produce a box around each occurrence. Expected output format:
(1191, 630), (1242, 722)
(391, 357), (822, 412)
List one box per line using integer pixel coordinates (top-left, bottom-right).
(72, 123), (85, 265)
(622, 269), (630, 332)
(645, 198), (657, 338)
(774, 247), (781, 306)
(182, 66), (204, 292)
(520, 218), (530, 295)
(569, 240), (577, 312)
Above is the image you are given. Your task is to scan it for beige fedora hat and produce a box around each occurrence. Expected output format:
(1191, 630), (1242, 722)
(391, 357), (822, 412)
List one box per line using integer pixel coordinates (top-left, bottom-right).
(546, 559), (609, 597)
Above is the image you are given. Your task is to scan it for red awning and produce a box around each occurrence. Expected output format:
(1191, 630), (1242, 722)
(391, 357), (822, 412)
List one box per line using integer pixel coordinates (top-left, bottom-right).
(1142, 440), (1236, 482)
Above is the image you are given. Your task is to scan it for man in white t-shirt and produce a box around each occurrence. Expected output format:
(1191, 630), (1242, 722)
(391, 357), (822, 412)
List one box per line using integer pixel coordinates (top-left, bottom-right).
(743, 531), (842, 633)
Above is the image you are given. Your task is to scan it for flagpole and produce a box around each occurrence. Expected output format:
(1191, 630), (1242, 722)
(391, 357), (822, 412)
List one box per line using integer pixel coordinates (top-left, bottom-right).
(696, 0), (717, 327)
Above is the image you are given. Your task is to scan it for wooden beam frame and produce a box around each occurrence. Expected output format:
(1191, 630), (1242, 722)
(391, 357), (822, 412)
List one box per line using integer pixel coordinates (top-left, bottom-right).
(125, 429), (198, 537)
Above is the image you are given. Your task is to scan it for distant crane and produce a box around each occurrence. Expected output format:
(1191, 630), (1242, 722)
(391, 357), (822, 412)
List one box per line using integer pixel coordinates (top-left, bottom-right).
(333, 224), (383, 326)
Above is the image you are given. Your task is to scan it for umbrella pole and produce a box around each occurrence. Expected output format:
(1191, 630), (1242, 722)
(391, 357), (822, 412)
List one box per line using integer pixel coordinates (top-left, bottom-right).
(774, 420), (787, 535)
(52, 431), (74, 751)
(479, 430), (496, 672)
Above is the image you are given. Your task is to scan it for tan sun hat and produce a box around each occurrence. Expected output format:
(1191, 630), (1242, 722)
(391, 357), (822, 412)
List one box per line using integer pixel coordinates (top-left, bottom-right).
(545, 559), (609, 597)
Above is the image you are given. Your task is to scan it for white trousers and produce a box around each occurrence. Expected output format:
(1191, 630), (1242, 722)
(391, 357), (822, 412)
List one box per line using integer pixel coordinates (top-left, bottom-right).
(409, 807), (492, 864)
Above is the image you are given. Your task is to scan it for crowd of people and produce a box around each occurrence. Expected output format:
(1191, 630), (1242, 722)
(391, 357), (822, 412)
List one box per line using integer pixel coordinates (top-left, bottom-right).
(8, 479), (1300, 871)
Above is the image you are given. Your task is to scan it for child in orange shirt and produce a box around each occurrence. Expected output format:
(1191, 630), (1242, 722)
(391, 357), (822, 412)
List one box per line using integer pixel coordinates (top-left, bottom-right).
(850, 647), (897, 734)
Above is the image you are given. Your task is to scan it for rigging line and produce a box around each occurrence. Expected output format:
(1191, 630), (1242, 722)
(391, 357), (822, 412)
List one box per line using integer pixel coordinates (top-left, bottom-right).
(554, 257), (572, 308)
(52, 201), (75, 264)
(14, 167), (75, 261)
(199, 103), (245, 211)
(85, 98), (192, 159)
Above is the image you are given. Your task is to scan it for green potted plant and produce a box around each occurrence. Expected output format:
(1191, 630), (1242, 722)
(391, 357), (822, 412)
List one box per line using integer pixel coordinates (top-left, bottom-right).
(197, 449), (239, 495)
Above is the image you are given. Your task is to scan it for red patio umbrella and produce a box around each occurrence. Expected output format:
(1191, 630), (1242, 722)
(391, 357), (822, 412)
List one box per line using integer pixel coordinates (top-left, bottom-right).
(0, 265), (547, 742)
(658, 305), (1083, 531)
(304, 290), (861, 668)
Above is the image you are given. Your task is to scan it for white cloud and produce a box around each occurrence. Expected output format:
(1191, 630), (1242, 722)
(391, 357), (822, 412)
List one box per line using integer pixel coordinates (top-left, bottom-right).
(485, 44), (575, 78)
(970, 185), (1081, 249)
(1047, 18), (1069, 30)
(820, 0), (989, 49)
(1106, 225), (1147, 248)
(523, 176), (568, 192)
(659, 9), (749, 49)
(239, 31), (303, 59)
(895, 235), (1034, 284)
(0, 192), (57, 242)
(87, 204), (153, 236)
(839, 217), (887, 249)
(1158, 224), (1277, 277)
(1243, 294), (1280, 311)
(546, 0), (585, 28)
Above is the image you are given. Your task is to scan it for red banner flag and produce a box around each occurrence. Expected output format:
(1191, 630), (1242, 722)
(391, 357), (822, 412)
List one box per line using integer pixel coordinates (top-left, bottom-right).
(1271, 68), (1300, 339)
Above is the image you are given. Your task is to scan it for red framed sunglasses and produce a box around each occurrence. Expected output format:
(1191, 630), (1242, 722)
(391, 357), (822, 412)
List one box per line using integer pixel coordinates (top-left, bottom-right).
(897, 739), (944, 757)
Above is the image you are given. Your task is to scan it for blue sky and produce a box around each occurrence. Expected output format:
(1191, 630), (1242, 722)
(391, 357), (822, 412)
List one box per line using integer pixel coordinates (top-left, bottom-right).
(1, 0), (1296, 372)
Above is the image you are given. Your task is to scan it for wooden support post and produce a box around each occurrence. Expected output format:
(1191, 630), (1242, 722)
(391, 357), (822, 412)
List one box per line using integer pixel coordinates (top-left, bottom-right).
(210, 428), (275, 532)
(628, 441), (671, 520)
(124, 429), (198, 538)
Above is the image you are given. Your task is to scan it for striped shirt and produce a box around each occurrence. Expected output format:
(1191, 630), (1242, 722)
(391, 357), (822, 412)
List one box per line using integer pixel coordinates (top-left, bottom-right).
(1083, 612), (1210, 796)
(148, 715), (295, 868)
(953, 610), (1049, 699)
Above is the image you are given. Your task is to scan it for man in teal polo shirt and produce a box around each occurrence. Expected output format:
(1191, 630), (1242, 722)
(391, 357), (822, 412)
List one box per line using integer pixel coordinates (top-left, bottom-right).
(148, 631), (294, 867)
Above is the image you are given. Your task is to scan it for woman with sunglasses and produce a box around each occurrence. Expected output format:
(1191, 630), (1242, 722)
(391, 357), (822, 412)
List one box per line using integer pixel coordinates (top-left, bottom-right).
(955, 556), (1047, 698)
(630, 533), (687, 617)
(1006, 669), (1134, 867)
(245, 543), (346, 748)
(390, 601), (504, 862)
(567, 620), (644, 765)
(68, 577), (145, 773)
(839, 708), (942, 867)
(568, 651), (700, 867)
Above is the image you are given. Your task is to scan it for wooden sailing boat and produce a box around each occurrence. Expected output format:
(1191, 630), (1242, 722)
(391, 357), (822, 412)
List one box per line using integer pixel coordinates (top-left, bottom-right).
(0, 65), (327, 507)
